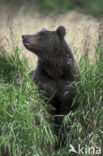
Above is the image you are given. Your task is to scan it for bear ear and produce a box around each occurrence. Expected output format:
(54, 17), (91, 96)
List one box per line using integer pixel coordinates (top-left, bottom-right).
(56, 26), (66, 39)
(41, 28), (47, 31)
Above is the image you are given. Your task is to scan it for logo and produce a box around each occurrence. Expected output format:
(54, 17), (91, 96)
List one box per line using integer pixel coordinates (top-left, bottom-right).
(69, 144), (101, 155)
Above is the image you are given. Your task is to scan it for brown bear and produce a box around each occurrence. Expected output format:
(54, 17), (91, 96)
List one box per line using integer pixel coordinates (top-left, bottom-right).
(22, 26), (80, 145)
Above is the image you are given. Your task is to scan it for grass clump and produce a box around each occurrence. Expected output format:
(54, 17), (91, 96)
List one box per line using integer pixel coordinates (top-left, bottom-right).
(57, 47), (103, 155)
(0, 42), (56, 156)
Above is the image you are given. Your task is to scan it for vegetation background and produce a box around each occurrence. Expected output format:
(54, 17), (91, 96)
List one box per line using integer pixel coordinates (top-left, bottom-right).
(0, 0), (103, 155)
(0, 0), (103, 17)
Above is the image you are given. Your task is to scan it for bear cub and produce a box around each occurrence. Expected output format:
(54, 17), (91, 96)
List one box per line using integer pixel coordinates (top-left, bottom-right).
(22, 26), (80, 135)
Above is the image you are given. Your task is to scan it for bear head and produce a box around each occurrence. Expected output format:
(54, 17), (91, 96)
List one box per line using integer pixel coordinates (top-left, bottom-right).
(22, 26), (67, 60)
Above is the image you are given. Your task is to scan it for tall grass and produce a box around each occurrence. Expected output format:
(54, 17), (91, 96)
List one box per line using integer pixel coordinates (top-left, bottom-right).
(0, 41), (56, 156)
(62, 47), (103, 155)
(0, 30), (103, 155)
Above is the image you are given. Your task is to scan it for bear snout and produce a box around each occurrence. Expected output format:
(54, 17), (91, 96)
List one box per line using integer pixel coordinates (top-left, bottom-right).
(22, 35), (25, 39)
(22, 35), (28, 41)
(22, 35), (31, 48)
(22, 35), (29, 43)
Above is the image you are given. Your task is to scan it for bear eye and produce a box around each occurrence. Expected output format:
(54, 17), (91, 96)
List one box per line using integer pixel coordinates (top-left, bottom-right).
(39, 32), (47, 40)
(38, 33), (45, 41)
(40, 32), (45, 36)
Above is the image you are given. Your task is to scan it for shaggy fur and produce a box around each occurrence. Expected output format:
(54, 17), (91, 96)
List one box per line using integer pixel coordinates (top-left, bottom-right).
(22, 25), (80, 138)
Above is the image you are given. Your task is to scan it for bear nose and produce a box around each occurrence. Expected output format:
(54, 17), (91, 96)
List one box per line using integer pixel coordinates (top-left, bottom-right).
(22, 35), (26, 39)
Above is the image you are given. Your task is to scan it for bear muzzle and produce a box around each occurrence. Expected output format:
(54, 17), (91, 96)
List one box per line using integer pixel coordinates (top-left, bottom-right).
(22, 35), (31, 47)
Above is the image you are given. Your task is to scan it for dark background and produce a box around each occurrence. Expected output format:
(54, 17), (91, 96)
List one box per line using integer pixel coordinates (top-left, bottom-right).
(0, 0), (103, 17)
